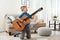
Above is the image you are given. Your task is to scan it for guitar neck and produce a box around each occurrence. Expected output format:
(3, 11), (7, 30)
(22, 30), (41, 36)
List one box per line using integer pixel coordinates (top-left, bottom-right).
(31, 8), (43, 16)
(24, 7), (43, 21)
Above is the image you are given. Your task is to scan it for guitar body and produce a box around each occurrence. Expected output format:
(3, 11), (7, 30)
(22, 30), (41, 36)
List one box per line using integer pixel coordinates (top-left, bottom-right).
(12, 16), (30, 31)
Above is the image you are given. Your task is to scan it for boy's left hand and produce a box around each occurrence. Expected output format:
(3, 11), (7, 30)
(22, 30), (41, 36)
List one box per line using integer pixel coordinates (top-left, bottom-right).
(23, 21), (27, 25)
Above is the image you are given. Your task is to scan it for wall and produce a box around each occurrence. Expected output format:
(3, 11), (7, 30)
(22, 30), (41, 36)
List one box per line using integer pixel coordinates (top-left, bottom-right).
(29, 0), (48, 25)
(30, 0), (60, 26)
(57, 0), (60, 20)
(0, 0), (21, 31)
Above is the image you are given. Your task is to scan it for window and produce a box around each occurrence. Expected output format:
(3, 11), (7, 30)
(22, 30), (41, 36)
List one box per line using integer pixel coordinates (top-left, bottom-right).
(21, 0), (30, 8)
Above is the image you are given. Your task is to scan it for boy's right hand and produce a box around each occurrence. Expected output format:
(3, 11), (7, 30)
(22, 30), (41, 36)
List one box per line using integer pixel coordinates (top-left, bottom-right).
(16, 18), (23, 22)
(20, 19), (23, 22)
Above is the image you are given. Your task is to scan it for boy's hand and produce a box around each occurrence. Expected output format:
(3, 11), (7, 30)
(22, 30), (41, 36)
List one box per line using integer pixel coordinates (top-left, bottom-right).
(31, 16), (34, 19)
(20, 19), (23, 22)
(16, 18), (23, 22)
(23, 21), (27, 25)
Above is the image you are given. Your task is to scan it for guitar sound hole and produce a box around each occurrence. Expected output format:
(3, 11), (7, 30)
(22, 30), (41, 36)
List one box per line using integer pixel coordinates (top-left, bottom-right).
(17, 22), (21, 27)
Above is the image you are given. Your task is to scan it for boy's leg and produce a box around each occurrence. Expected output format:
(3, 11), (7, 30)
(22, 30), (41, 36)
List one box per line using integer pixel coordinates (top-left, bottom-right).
(21, 28), (26, 39)
(26, 27), (31, 39)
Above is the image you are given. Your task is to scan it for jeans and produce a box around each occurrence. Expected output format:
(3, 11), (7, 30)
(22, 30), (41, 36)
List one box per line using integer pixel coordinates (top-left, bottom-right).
(21, 26), (31, 39)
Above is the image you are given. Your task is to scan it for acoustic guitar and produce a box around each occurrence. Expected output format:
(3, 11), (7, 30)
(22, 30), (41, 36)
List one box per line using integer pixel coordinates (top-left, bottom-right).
(12, 7), (43, 31)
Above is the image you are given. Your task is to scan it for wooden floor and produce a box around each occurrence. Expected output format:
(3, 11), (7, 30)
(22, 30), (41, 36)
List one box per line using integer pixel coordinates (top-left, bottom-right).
(23, 38), (36, 40)
(0, 31), (60, 40)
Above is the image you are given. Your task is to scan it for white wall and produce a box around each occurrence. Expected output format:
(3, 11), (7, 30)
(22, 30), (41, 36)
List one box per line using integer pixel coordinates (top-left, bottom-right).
(57, 0), (60, 20)
(30, 0), (60, 26)
(30, 0), (48, 25)
(30, 0), (46, 19)
(0, 0), (21, 31)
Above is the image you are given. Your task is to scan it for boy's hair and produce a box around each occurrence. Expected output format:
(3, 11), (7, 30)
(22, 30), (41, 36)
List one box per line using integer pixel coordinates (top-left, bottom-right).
(21, 6), (27, 11)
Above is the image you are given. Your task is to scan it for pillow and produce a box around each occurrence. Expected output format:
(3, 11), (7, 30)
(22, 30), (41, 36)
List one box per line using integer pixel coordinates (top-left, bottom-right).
(8, 16), (15, 23)
(38, 19), (44, 23)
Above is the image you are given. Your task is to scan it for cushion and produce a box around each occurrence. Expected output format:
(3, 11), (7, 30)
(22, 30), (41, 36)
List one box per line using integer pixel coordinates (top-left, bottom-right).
(37, 27), (52, 36)
(8, 16), (15, 23)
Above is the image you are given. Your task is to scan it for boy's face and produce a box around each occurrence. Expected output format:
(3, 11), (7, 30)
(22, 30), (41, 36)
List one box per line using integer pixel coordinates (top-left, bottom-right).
(21, 6), (28, 12)
(23, 7), (28, 12)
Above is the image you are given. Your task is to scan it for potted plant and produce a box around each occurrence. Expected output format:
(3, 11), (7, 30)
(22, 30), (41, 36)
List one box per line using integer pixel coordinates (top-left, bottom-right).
(53, 16), (57, 21)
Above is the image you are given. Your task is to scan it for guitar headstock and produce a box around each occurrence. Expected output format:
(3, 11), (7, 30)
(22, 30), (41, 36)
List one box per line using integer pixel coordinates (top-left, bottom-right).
(41, 7), (43, 10)
(38, 7), (43, 11)
(29, 7), (43, 17)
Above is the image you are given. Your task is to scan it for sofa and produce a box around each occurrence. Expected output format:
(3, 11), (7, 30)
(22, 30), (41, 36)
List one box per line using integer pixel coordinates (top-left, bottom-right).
(30, 22), (46, 33)
(4, 14), (46, 35)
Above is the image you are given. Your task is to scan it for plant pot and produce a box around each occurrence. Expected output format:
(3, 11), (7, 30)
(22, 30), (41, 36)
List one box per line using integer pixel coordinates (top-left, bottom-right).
(53, 18), (57, 21)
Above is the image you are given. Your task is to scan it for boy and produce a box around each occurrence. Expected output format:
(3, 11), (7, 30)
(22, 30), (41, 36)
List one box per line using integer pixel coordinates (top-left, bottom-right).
(18, 6), (32, 39)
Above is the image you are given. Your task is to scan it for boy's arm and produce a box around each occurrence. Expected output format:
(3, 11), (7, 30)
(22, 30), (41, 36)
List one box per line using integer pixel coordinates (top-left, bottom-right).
(27, 13), (33, 19)
(18, 13), (24, 18)
(16, 13), (24, 22)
